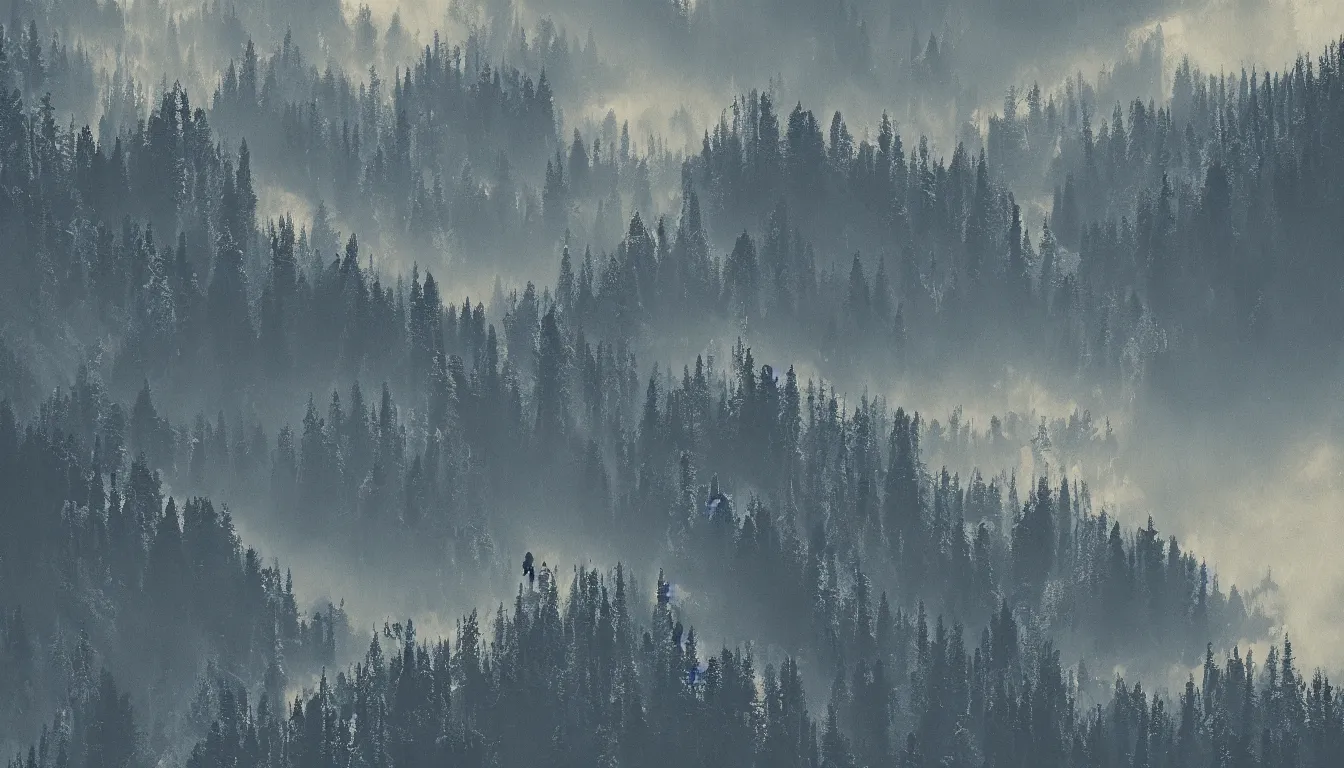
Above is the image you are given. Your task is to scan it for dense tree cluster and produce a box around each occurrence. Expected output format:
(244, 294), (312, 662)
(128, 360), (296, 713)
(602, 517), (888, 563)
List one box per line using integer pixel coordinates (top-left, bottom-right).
(8, 562), (1337, 768)
(5, 9), (1343, 404)
(0, 394), (344, 756)
(0, 311), (1274, 761)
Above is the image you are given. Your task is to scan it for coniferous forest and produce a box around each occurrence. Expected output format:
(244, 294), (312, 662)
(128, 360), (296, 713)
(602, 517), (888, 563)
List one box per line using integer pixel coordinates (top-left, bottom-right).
(2, 0), (1343, 764)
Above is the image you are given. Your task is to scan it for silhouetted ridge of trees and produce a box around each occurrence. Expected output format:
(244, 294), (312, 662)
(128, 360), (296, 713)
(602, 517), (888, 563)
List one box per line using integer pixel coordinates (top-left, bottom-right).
(10, 560), (1336, 768)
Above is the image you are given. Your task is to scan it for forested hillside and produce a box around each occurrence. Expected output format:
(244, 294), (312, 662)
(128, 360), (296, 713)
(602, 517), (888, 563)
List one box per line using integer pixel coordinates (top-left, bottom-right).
(1, 0), (1342, 765)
